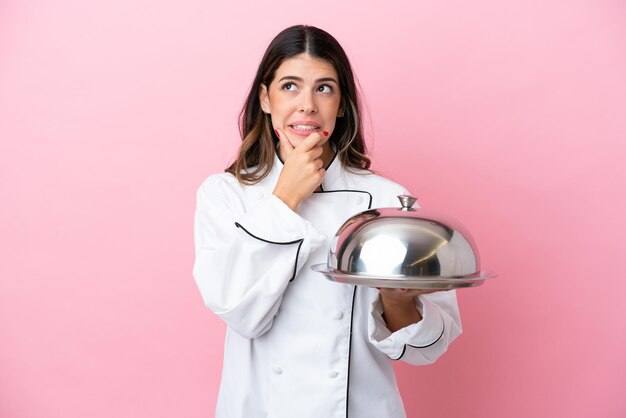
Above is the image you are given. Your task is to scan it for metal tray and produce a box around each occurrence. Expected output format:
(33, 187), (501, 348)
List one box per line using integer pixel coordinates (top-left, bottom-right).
(311, 263), (495, 290)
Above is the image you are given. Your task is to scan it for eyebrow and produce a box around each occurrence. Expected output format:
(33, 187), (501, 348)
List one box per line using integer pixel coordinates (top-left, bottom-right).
(277, 76), (338, 84)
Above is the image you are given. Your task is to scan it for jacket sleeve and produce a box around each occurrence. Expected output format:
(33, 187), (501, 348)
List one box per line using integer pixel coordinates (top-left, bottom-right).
(192, 176), (326, 339)
(367, 290), (462, 365)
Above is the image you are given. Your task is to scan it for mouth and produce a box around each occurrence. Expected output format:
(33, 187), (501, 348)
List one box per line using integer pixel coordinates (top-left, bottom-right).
(288, 124), (321, 136)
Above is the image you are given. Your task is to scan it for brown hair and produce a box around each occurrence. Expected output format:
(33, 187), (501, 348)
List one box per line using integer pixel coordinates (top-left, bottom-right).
(226, 25), (371, 184)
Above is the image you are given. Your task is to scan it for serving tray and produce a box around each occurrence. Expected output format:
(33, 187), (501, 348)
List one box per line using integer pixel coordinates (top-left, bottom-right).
(311, 263), (495, 290)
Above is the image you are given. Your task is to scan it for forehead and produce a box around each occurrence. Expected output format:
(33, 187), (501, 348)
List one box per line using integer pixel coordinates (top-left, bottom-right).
(274, 53), (338, 80)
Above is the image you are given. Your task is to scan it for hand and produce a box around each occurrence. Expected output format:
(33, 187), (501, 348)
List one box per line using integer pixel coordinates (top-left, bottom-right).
(377, 287), (441, 332)
(377, 287), (440, 304)
(272, 127), (329, 211)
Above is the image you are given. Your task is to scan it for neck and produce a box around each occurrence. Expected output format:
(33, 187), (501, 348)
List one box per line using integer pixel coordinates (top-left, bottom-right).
(321, 142), (336, 169)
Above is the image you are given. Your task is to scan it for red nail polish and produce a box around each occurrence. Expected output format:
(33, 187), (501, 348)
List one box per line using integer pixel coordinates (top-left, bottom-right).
(323, 131), (329, 137)
(274, 129), (280, 138)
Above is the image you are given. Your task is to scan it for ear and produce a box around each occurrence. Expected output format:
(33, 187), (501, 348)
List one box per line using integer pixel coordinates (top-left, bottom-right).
(259, 84), (271, 114)
(337, 101), (345, 118)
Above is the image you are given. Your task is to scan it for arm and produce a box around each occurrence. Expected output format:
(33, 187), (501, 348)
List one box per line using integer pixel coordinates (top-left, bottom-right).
(192, 176), (326, 339)
(379, 289), (425, 332)
(368, 289), (462, 365)
(193, 130), (330, 338)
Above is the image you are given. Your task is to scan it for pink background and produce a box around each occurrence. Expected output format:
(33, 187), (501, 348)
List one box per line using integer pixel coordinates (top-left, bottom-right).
(1, 1), (625, 417)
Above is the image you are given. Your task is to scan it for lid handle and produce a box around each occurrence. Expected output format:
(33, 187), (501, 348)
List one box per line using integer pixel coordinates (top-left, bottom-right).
(397, 194), (417, 211)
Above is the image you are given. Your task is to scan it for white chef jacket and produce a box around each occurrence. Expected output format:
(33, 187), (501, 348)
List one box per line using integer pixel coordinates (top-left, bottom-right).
(193, 152), (462, 418)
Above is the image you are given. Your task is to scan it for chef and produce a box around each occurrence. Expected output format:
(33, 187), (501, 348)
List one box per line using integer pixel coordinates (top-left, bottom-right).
(193, 25), (462, 418)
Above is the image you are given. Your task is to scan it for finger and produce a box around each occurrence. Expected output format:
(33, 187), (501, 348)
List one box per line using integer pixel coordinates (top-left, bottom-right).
(298, 131), (325, 151)
(274, 127), (294, 157)
(309, 144), (324, 160)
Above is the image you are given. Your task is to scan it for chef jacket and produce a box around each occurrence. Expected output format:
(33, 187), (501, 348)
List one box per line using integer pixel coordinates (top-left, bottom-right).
(193, 152), (462, 418)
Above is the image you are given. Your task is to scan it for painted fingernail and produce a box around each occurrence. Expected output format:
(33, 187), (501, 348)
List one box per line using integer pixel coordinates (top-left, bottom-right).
(274, 129), (280, 138)
(323, 131), (329, 137)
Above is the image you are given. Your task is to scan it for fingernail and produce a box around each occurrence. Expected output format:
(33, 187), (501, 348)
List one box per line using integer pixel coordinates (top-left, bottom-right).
(274, 129), (280, 138)
(323, 131), (329, 137)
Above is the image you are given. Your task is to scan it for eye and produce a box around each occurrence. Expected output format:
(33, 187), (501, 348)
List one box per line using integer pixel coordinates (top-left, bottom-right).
(317, 84), (333, 94)
(281, 82), (298, 92)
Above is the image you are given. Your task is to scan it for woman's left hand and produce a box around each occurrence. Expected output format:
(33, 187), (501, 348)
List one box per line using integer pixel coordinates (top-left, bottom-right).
(378, 287), (438, 302)
(377, 287), (440, 332)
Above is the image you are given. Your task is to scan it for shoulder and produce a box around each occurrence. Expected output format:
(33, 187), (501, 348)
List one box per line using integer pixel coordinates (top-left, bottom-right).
(341, 167), (410, 208)
(196, 170), (273, 209)
(197, 172), (240, 196)
(343, 167), (408, 194)
(196, 173), (249, 206)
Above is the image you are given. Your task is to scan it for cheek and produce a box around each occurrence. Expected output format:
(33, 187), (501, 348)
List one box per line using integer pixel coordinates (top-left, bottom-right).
(268, 101), (292, 124)
(324, 104), (340, 129)
(269, 115), (289, 133)
(325, 99), (342, 120)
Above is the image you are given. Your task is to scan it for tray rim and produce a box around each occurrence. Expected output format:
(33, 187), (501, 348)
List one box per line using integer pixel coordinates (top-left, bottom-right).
(310, 263), (496, 282)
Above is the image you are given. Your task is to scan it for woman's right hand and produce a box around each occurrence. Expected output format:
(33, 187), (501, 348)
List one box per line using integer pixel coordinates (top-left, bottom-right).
(272, 127), (328, 212)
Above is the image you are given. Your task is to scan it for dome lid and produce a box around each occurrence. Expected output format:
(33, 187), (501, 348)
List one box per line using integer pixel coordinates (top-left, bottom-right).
(311, 195), (496, 289)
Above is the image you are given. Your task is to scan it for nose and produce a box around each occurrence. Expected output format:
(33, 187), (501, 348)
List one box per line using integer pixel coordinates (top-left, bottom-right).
(298, 90), (318, 114)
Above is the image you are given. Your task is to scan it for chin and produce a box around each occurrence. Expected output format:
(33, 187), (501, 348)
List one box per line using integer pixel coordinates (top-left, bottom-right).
(286, 136), (304, 148)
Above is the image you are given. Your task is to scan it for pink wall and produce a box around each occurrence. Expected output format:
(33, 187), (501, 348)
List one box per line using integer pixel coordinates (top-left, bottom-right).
(1, 1), (625, 417)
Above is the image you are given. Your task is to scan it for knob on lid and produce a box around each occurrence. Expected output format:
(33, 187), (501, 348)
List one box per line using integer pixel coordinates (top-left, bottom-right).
(397, 194), (417, 211)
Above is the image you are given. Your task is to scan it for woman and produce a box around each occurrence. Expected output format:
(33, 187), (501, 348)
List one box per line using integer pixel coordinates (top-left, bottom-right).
(193, 25), (462, 418)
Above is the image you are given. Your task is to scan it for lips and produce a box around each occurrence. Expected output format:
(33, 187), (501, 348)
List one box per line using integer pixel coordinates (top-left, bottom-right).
(287, 120), (322, 136)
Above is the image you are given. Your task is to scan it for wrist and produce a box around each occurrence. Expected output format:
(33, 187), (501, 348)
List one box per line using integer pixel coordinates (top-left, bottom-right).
(381, 296), (422, 331)
(380, 293), (418, 309)
(272, 189), (300, 212)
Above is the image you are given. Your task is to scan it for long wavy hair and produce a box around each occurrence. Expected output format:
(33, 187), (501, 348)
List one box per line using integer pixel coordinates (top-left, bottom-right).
(226, 25), (371, 184)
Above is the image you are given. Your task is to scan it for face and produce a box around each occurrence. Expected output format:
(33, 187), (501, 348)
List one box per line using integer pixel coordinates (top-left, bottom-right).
(259, 53), (343, 148)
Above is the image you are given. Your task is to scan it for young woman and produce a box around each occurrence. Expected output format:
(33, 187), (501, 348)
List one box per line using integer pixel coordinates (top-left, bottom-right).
(193, 25), (462, 418)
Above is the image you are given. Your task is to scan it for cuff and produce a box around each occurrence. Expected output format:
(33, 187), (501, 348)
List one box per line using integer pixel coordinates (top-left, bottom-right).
(368, 294), (445, 359)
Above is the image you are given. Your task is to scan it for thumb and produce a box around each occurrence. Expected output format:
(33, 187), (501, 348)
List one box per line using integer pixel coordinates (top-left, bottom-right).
(274, 127), (294, 158)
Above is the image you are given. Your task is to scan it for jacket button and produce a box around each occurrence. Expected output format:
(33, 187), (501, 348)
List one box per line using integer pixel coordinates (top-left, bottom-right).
(272, 367), (283, 375)
(328, 371), (339, 378)
(332, 311), (344, 320)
